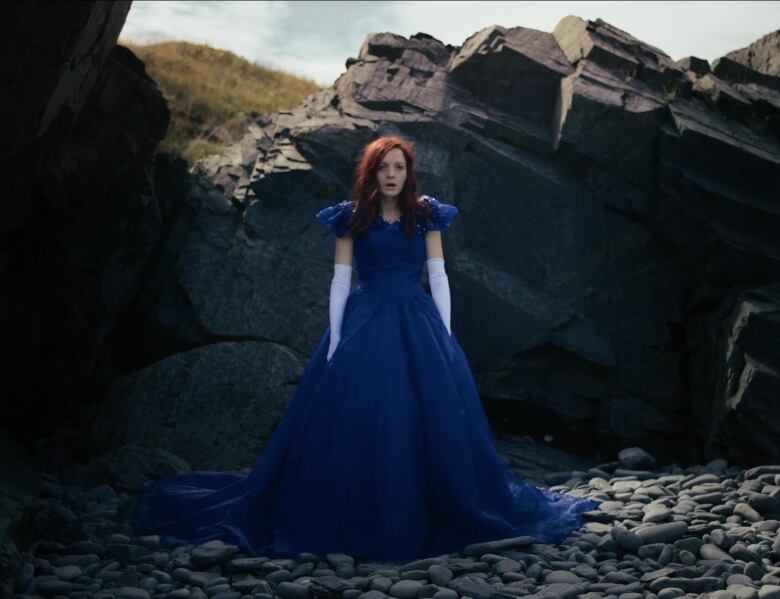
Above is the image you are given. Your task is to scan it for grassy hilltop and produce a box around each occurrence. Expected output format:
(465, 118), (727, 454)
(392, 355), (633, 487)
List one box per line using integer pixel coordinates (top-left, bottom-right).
(121, 40), (323, 165)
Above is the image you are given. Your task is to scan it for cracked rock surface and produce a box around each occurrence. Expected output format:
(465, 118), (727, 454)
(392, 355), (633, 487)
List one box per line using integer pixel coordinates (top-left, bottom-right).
(112, 19), (780, 468)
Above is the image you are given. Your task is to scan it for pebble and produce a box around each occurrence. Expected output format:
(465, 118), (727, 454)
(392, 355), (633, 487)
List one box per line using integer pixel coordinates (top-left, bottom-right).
(8, 448), (780, 599)
(635, 521), (688, 544)
(759, 585), (780, 599)
(701, 543), (735, 561)
(618, 447), (657, 470)
(388, 579), (423, 598)
(735, 502), (764, 522)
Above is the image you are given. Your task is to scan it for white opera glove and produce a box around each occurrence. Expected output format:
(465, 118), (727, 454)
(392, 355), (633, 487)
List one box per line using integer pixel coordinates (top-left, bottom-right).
(427, 258), (451, 336)
(327, 263), (352, 361)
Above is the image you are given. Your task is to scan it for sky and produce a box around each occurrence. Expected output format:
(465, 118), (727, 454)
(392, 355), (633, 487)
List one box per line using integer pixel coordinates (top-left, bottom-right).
(119, 1), (780, 87)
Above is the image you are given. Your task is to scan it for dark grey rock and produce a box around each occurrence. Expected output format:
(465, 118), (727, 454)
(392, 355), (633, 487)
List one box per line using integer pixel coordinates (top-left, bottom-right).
(706, 285), (780, 465)
(657, 587), (686, 598)
(446, 574), (495, 599)
(544, 570), (582, 583)
(758, 585), (780, 599)
(116, 587), (152, 599)
(90, 342), (304, 471)
(649, 576), (724, 594)
(462, 536), (535, 555)
(700, 543), (734, 561)
(734, 503), (763, 522)
(611, 526), (644, 551)
(635, 522), (688, 544)
(618, 447), (657, 470)
(108, 19), (780, 471)
(190, 540), (240, 568)
(387, 580), (423, 599)
(428, 564), (453, 586)
(2, 4), (170, 450)
(748, 493), (780, 515)
(277, 581), (312, 599)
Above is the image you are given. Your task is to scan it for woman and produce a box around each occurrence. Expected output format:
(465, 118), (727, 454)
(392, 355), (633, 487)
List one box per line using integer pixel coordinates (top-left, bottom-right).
(133, 135), (599, 562)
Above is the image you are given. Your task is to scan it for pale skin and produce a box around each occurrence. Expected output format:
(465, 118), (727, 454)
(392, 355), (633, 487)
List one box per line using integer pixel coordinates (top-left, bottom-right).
(333, 147), (444, 266)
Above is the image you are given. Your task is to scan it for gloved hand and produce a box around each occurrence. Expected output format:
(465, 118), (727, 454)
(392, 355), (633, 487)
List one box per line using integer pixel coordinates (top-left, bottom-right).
(327, 263), (352, 361)
(427, 257), (451, 336)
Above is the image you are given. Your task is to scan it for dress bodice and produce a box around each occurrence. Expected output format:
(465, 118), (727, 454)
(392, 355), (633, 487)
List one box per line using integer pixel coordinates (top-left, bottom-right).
(315, 195), (458, 299)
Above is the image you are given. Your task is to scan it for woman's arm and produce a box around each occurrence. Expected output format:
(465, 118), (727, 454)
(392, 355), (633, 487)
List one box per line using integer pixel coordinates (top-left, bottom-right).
(334, 234), (353, 266)
(424, 229), (443, 260)
(425, 231), (451, 336)
(327, 236), (354, 361)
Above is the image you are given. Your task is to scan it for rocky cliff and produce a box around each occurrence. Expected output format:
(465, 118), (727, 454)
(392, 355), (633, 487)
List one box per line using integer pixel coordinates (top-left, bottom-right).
(1, 3), (779, 588)
(94, 20), (780, 471)
(0, 0), (168, 583)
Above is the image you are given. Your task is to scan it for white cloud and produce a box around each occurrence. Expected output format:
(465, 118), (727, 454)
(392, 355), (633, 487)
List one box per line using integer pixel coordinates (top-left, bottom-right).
(384, 1), (780, 63)
(119, 1), (780, 86)
(119, 1), (294, 72)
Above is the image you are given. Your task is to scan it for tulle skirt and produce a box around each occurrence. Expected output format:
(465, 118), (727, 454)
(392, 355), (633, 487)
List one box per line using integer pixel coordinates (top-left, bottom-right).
(133, 286), (599, 562)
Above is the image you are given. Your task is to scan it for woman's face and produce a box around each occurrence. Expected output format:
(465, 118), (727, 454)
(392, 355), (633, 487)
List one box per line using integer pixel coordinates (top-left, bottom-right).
(376, 148), (407, 198)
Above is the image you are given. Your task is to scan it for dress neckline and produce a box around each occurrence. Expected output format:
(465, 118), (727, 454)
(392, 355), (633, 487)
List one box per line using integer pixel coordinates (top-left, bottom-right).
(376, 198), (430, 230)
(379, 215), (403, 225)
(377, 197), (427, 226)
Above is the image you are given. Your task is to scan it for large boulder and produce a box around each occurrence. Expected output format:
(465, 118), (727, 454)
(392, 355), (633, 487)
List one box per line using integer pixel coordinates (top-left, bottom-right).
(0, 2), (169, 446)
(117, 18), (779, 466)
(704, 282), (780, 464)
(90, 341), (305, 471)
(724, 28), (780, 76)
(0, 2), (161, 589)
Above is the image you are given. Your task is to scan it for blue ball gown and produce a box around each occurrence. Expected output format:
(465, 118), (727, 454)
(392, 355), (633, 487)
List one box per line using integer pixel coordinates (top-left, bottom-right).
(132, 194), (599, 562)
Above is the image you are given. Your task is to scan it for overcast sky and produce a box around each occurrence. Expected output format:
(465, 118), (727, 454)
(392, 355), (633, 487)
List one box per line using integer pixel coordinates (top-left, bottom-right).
(119, 1), (780, 87)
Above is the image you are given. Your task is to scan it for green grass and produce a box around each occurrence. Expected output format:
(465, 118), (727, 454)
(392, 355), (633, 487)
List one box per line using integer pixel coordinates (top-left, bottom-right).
(121, 40), (324, 165)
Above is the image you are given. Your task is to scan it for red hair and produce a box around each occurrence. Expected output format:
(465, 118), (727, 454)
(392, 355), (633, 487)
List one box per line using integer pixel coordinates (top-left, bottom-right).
(343, 135), (433, 239)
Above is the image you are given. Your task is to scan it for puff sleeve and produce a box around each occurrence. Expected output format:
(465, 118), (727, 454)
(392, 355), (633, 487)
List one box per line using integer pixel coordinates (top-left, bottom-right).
(314, 200), (356, 237)
(421, 195), (459, 233)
